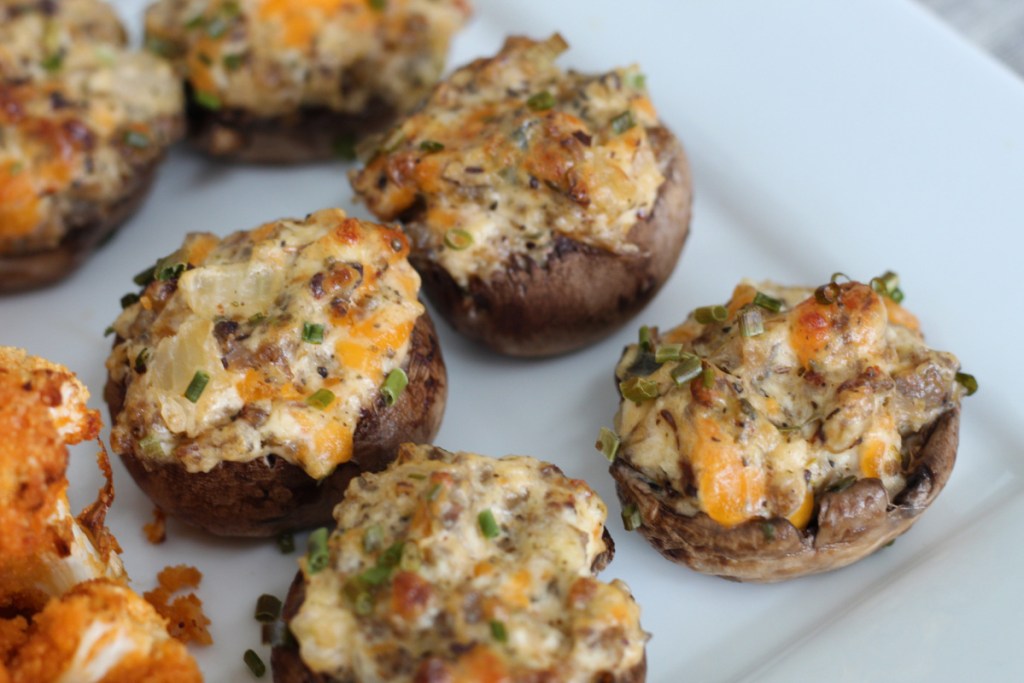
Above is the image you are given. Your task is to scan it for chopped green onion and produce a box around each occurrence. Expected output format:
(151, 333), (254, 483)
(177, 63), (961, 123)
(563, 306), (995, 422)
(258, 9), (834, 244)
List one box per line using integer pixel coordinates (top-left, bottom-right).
(122, 130), (151, 148)
(254, 594), (282, 622)
(408, 472), (427, 480)
(332, 134), (356, 160)
(621, 504), (642, 531)
(760, 521), (776, 541)
(478, 509), (500, 539)
(655, 343), (682, 363)
(145, 35), (175, 57)
(611, 110), (635, 135)
(739, 306), (764, 337)
(693, 305), (728, 324)
(41, 52), (63, 72)
(359, 565), (392, 586)
(223, 0), (242, 17)
(628, 72), (647, 89)
(248, 312), (266, 325)
(302, 322), (325, 344)
(223, 53), (244, 70)
(138, 433), (166, 459)
(306, 527), (330, 574)
(443, 228), (473, 250)
(104, 326), (115, 337)
(277, 532), (295, 554)
(243, 649), (265, 678)
(871, 271), (900, 295)
(379, 542), (404, 569)
(120, 293), (140, 309)
(353, 591), (374, 615)
(133, 264), (156, 286)
(671, 355), (703, 385)
(596, 427), (620, 462)
(955, 372), (978, 396)
(368, 0), (387, 10)
(206, 16), (228, 38)
(134, 348), (152, 373)
(419, 139), (445, 153)
(527, 91), (556, 111)
(306, 388), (335, 410)
(381, 368), (408, 406)
(155, 256), (185, 281)
(184, 370), (210, 403)
(193, 90), (221, 110)
(831, 272), (850, 284)
(701, 364), (716, 389)
(638, 325), (653, 351)
(828, 475), (857, 493)
(399, 543), (421, 572)
(619, 376), (659, 403)
(185, 14), (205, 29)
(362, 524), (384, 553)
(753, 291), (783, 313)
(490, 619), (508, 643)
(889, 287), (905, 304)
(426, 483), (443, 501)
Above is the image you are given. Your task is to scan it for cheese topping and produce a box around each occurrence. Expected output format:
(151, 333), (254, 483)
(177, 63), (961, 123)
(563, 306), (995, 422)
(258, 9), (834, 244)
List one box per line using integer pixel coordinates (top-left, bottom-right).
(614, 278), (966, 528)
(291, 444), (647, 682)
(351, 34), (666, 287)
(144, 0), (470, 117)
(107, 209), (424, 479)
(0, 0), (182, 253)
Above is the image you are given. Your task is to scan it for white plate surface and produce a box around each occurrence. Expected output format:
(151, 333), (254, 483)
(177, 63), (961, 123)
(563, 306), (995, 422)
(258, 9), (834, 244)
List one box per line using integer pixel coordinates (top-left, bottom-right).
(3, 1), (1023, 680)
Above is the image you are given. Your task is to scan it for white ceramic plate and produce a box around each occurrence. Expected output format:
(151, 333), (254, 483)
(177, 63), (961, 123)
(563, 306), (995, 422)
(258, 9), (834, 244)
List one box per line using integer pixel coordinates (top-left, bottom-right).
(3, 0), (1023, 680)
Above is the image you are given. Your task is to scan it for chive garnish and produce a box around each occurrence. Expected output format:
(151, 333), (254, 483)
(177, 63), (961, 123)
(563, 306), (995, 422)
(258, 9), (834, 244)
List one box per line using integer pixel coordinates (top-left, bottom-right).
(332, 134), (356, 160)
(621, 504), (642, 531)
(134, 348), (152, 373)
(139, 433), (166, 459)
(193, 90), (221, 110)
(955, 372), (978, 396)
(753, 291), (783, 313)
(638, 325), (653, 352)
(362, 524), (383, 553)
(400, 543), (421, 572)
(828, 475), (857, 493)
(654, 343), (682, 363)
(353, 591), (374, 615)
(368, 0), (387, 10)
(104, 325), (115, 337)
(761, 521), (776, 541)
(427, 483), (442, 501)
(815, 282), (839, 305)
(254, 594), (282, 622)
(155, 257), (185, 281)
(302, 322), (325, 344)
(306, 527), (330, 574)
(694, 305), (728, 324)
(306, 388), (335, 410)
(123, 130), (151, 148)
(277, 532), (295, 554)
(133, 264), (156, 286)
(408, 472), (427, 480)
(184, 370), (210, 403)
(527, 91), (555, 110)
(478, 509), (500, 539)
(628, 72), (646, 89)
(619, 376), (659, 403)
(379, 542), (404, 569)
(419, 139), (445, 153)
(243, 649), (265, 677)
(443, 228), (473, 250)
(671, 355), (702, 385)
(359, 565), (392, 586)
(611, 110), (635, 135)
(739, 306), (764, 337)
(120, 293), (140, 309)
(223, 53), (244, 70)
(490, 619), (508, 643)
(596, 427), (619, 462)
(702, 364), (715, 389)
(184, 14), (205, 29)
(381, 368), (408, 406)
(889, 288), (905, 304)
(41, 52), (63, 72)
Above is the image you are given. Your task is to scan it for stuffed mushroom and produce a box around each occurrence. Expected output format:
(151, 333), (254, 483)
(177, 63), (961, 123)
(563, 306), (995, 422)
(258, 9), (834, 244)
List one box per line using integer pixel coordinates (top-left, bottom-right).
(0, 0), (183, 293)
(607, 274), (974, 582)
(143, 0), (471, 163)
(350, 34), (692, 356)
(272, 443), (647, 683)
(104, 209), (448, 537)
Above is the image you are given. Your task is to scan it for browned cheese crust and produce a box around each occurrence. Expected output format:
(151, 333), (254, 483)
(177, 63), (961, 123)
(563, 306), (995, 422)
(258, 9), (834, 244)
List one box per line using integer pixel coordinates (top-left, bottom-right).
(612, 408), (959, 583)
(0, 0), (183, 292)
(351, 35), (692, 357)
(105, 313), (446, 537)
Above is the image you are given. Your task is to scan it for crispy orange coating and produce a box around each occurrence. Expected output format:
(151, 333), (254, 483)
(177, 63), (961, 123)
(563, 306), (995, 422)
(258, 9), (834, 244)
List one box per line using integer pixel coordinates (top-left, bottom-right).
(143, 507), (167, 545)
(143, 566), (212, 646)
(2, 580), (202, 683)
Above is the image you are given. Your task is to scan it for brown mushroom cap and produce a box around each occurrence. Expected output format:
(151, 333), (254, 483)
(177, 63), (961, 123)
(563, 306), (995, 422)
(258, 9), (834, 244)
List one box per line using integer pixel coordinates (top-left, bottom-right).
(104, 312), (447, 537)
(611, 407), (960, 583)
(412, 125), (692, 357)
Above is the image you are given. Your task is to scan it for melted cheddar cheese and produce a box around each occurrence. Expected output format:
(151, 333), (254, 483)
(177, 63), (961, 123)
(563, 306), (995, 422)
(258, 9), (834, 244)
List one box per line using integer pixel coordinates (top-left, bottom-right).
(106, 209), (424, 480)
(144, 0), (470, 117)
(614, 278), (966, 528)
(291, 444), (647, 682)
(0, 0), (182, 254)
(352, 34), (667, 287)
